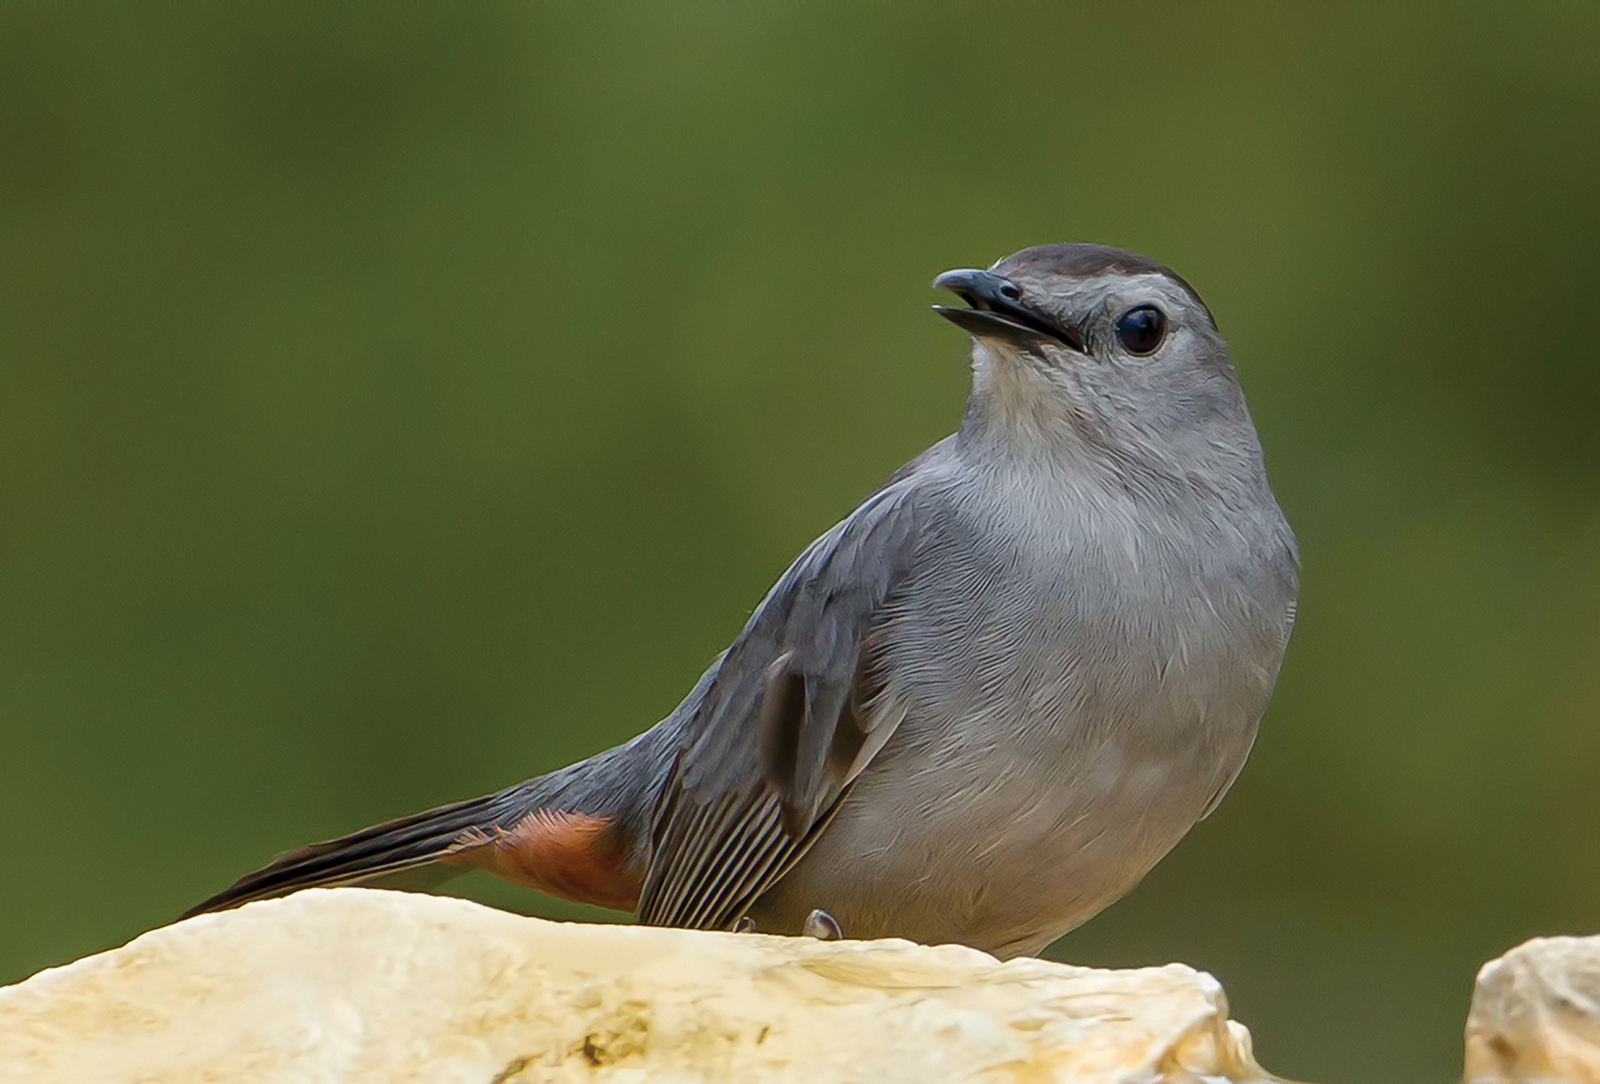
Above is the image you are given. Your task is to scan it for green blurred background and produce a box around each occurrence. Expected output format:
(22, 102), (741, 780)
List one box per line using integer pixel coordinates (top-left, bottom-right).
(3, 4), (1598, 1081)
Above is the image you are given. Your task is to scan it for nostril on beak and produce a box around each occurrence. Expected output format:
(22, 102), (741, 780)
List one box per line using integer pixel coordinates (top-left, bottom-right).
(998, 282), (1022, 301)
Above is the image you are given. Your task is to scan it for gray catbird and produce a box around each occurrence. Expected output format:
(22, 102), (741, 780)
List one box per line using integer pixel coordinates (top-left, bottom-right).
(186, 243), (1298, 960)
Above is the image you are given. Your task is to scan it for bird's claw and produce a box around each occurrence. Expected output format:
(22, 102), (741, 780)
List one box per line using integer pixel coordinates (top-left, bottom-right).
(802, 908), (843, 941)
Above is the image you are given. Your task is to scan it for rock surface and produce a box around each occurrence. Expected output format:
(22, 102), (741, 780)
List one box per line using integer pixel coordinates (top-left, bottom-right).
(1466, 935), (1600, 1084)
(0, 888), (1272, 1083)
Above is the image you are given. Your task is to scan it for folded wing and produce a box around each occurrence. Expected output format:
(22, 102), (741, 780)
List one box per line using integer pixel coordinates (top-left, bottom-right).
(635, 476), (928, 931)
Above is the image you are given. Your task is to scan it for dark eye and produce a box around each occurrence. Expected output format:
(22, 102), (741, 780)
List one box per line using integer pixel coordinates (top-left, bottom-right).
(1115, 305), (1166, 356)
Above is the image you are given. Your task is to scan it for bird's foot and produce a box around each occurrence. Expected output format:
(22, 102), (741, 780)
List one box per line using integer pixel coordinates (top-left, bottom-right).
(802, 908), (842, 941)
(733, 915), (756, 933)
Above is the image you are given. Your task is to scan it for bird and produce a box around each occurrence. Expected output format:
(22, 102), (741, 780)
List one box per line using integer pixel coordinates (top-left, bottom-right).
(185, 243), (1298, 961)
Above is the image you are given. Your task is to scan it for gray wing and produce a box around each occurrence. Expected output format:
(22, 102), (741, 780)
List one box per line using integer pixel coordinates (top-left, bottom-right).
(635, 475), (928, 931)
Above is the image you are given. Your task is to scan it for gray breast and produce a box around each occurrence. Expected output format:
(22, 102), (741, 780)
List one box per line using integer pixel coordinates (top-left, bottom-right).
(750, 455), (1294, 958)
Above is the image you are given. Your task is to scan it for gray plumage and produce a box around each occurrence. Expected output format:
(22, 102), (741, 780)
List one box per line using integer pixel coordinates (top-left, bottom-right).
(187, 243), (1298, 961)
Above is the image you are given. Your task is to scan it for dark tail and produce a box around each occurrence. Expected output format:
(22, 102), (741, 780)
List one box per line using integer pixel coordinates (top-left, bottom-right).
(180, 790), (514, 919)
(181, 727), (682, 920)
(183, 662), (714, 922)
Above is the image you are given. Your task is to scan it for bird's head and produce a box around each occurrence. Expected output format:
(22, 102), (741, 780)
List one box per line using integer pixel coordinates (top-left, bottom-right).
(934, 243), (1251, 465)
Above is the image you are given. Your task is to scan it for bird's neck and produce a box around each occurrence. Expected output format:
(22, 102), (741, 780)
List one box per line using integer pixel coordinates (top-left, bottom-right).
(957, 378), (1270, 521)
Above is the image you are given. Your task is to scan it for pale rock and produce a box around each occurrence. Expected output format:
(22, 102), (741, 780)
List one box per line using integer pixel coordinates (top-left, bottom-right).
(1466, 935), (1600, 1084)
(0, 888), (1274, 1083)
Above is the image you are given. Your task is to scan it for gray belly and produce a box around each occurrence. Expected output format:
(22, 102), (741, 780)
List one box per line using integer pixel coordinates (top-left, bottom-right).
(747, 698), (1256, 960)
(744, 479), (1290, 958)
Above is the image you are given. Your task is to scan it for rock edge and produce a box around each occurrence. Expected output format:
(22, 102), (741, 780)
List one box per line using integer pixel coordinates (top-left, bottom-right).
(0, 887), (1271, 1084)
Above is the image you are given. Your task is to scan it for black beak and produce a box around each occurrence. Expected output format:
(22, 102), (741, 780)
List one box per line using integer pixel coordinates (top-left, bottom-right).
(931, 269), (1083, 351)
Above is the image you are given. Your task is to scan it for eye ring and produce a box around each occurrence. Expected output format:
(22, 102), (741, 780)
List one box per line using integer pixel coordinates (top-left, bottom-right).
(1115, 305), (1167, 356)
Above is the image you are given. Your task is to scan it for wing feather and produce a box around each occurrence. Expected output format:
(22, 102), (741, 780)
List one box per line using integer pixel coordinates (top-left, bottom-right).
(636, 475), (929, 930)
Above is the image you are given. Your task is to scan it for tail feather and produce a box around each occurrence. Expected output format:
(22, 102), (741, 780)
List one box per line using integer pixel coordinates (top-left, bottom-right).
(180, 792), (507, 919)
(181, 725), (680, 921)
(184, 704), (692, 922)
